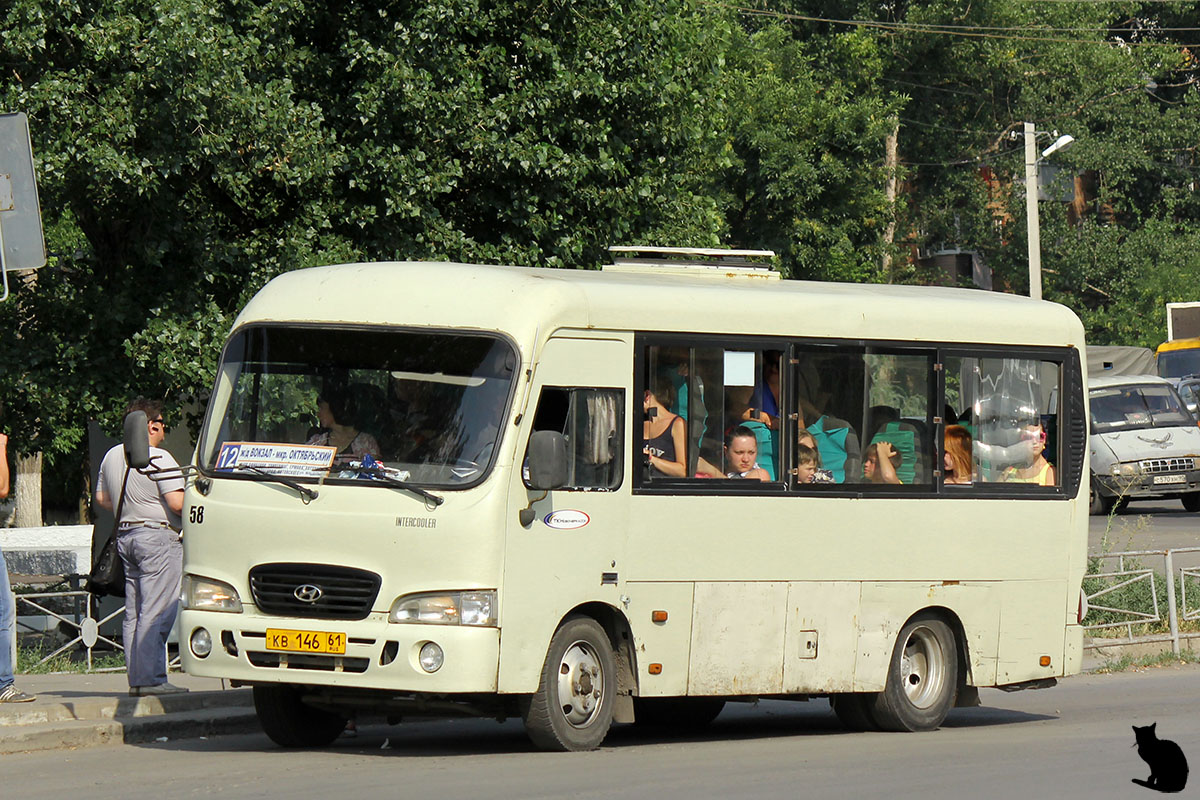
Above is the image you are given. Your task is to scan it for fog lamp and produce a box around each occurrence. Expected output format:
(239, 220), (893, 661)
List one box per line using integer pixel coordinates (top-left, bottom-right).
(419, 642), (444, 673)
(190, 627), (212, 658)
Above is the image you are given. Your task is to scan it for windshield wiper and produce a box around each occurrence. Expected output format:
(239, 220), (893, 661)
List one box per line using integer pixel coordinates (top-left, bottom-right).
(233, 465), (319, 503)
(344, 463), (444, 507)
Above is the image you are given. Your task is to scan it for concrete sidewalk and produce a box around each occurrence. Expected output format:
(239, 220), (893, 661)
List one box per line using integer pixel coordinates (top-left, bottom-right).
(0, 671), (258, 755)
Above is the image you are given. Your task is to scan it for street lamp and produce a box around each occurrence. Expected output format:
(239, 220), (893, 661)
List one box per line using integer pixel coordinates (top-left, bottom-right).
(1024, 122), (1075, 301)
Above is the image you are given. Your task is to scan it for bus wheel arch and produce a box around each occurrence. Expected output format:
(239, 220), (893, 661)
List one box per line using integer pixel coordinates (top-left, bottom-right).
(870, 608), (961, 732)
(521, 604), (633, 751)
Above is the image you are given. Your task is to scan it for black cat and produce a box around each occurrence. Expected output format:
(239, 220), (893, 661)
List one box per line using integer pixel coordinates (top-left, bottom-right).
(1132, 723), (1189, 793)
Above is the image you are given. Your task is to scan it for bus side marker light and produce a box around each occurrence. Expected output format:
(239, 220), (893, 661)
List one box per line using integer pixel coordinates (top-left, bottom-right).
(651, 610), (668, 623)
(1040, 656), (1051, 667)
(648, 664), (663, 675)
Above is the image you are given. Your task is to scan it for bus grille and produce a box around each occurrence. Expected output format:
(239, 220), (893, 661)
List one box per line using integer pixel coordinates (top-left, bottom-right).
(1138, 457), (1197, 474)
(249, 563), (381, 620)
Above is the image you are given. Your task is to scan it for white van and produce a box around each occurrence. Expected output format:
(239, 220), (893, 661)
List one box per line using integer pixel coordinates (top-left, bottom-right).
(1088, 373), (1200, 514)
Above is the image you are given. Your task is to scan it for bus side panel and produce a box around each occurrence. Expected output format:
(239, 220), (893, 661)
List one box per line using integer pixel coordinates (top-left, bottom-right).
(782, 582), (861, 693)
(625, 582), (695, 697)
(688, 582), (787, 695)
(855, 582), (1001, 692)
(997, 579), (1069, 683)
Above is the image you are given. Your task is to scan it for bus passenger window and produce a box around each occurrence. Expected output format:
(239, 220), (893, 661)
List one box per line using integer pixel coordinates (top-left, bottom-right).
(946, 356), (1061, 487)
(794, 348), (863, 484)
(527, 388), (623, 491)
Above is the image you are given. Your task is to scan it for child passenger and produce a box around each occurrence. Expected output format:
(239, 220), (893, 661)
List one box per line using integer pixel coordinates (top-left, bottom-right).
(796, 442), (834, 484)
(863, 441), (902, 484)
(724, 426), (770, 481)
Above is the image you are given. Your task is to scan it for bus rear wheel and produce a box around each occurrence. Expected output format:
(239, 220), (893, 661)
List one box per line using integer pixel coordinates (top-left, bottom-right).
(870, 614), (958, 732)
(633, 697), (726, 730)
(253, 684), (346, 748)
(522, 616), (616, 751)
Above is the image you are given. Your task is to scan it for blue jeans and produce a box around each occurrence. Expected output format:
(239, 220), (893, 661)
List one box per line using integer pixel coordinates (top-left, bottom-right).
(0, 546), (15, 689)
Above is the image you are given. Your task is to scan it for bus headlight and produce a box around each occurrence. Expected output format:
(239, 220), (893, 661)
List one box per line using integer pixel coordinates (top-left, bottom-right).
(182, 575), (243, 613)
(388, 591), (496, 626)
(1110, 463), (1139, 477)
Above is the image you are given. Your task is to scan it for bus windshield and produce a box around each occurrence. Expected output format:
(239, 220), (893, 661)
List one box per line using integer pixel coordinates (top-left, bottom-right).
(201, 325), (517, 487)
(1089, 383), (1194, 433)
(1157, 347), (1200, 379)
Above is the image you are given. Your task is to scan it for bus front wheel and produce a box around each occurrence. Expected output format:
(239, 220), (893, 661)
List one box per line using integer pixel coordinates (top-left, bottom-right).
(871, 615), (958, 732)
(253, 684), (346, 748)
(522, 616), (616, 751)
(1182, 492), (1200, 512)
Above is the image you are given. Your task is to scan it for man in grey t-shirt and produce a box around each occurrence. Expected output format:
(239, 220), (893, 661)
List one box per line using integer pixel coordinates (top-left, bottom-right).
(95, 398), (186, 696)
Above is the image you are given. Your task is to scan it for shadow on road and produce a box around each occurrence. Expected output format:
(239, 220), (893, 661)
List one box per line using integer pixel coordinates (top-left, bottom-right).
(141, 696), (1055, 759)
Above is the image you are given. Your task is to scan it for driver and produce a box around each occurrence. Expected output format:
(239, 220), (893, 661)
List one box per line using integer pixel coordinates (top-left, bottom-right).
(306, 383), (380, 463)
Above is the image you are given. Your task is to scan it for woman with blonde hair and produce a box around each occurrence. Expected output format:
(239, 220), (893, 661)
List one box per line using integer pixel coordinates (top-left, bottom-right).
(943, 425), (973, 485)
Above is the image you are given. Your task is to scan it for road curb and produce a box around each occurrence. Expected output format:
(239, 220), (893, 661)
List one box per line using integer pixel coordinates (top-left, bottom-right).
(0, 689), (258, 755)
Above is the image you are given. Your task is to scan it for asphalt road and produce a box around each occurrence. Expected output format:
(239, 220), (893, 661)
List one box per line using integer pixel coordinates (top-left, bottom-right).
(7, 663), (1200, 799)
(1090, 500), (1200, 564)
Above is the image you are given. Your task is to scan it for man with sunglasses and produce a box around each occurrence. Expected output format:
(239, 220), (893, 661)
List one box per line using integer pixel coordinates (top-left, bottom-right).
(95, 398), (187, 696)
(0, 432), (35, 702)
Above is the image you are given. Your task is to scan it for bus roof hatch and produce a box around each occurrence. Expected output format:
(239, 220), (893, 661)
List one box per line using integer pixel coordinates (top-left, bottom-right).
(603, 246), (779, 280)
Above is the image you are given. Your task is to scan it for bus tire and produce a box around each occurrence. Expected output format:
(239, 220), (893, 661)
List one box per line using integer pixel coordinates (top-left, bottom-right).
(1182, 492), (1200, 512)
(633, 697), (726, 730)
(253, 684), (346, 748)
(522, 616), (616, 751)
(1089, 484), (1112, 516)
(830, 693), (881, 732)
(870, 614), (957, 732)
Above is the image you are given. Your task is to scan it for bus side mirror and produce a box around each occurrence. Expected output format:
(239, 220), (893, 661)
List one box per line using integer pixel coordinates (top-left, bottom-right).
(526, 431), (568, 491)
(124, 410), (151, 470)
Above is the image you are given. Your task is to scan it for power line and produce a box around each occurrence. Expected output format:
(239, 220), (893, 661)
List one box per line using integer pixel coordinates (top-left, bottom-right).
(703, 1), (1200, 47)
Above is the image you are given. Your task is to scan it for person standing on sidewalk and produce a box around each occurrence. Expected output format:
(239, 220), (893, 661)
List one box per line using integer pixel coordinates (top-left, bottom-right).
(94, 399), (188, 697)
(0, 432), (35, 703)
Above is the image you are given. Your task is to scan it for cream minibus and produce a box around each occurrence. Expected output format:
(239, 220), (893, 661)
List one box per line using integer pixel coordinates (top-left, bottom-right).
(177, 248), (1089, 751)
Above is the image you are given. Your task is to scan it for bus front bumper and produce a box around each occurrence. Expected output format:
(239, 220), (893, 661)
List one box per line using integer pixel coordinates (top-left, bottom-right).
(177, 609), (500, 693)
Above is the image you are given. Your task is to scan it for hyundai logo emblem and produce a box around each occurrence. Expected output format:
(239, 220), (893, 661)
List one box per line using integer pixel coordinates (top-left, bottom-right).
(293, 584), (323, 603)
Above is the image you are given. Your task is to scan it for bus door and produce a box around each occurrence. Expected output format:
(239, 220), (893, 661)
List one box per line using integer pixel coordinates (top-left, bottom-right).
(497, 335), (632, 692)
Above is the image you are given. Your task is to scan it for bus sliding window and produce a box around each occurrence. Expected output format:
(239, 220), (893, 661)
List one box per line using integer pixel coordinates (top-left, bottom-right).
(641, 344), (782, 484)
(944, 356), (1062, 488)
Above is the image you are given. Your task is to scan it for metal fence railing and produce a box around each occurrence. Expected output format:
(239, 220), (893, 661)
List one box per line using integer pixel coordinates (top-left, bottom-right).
(1085, 546), (1200, 655)
(14, 590), (125, 671)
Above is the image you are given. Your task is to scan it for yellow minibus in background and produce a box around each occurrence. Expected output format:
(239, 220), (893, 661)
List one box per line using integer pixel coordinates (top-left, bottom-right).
(177, 248), (1089, 751)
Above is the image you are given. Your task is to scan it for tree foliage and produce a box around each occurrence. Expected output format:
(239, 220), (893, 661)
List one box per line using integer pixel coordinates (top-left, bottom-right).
(2, 0), (1200, 512)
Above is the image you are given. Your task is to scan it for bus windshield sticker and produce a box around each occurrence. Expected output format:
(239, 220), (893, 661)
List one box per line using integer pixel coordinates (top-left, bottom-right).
(543, 510), (591, 530)
(215, 442), (337, 476)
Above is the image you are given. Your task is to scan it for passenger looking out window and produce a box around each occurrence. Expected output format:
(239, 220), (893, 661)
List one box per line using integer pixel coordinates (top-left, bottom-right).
(943, 425), (974, 485)
(796, 441), (834, 484)
(1001, 423), (1056, 486)
(863, 441), (902, 484)
(723, 426), (770, 481)
(643, 376), (687, 477)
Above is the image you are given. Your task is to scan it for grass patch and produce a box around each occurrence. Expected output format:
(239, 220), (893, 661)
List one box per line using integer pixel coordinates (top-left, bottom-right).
(1092, 649), (1200, 674)
(17, 646), (126, 674)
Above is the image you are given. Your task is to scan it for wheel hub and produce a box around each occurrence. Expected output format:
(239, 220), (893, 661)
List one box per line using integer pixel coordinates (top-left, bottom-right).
(556, 639), (604, 728)
(899, 625), (947, 710)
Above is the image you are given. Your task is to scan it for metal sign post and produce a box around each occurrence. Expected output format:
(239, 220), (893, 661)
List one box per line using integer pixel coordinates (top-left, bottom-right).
(0, 112), (48, 302)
